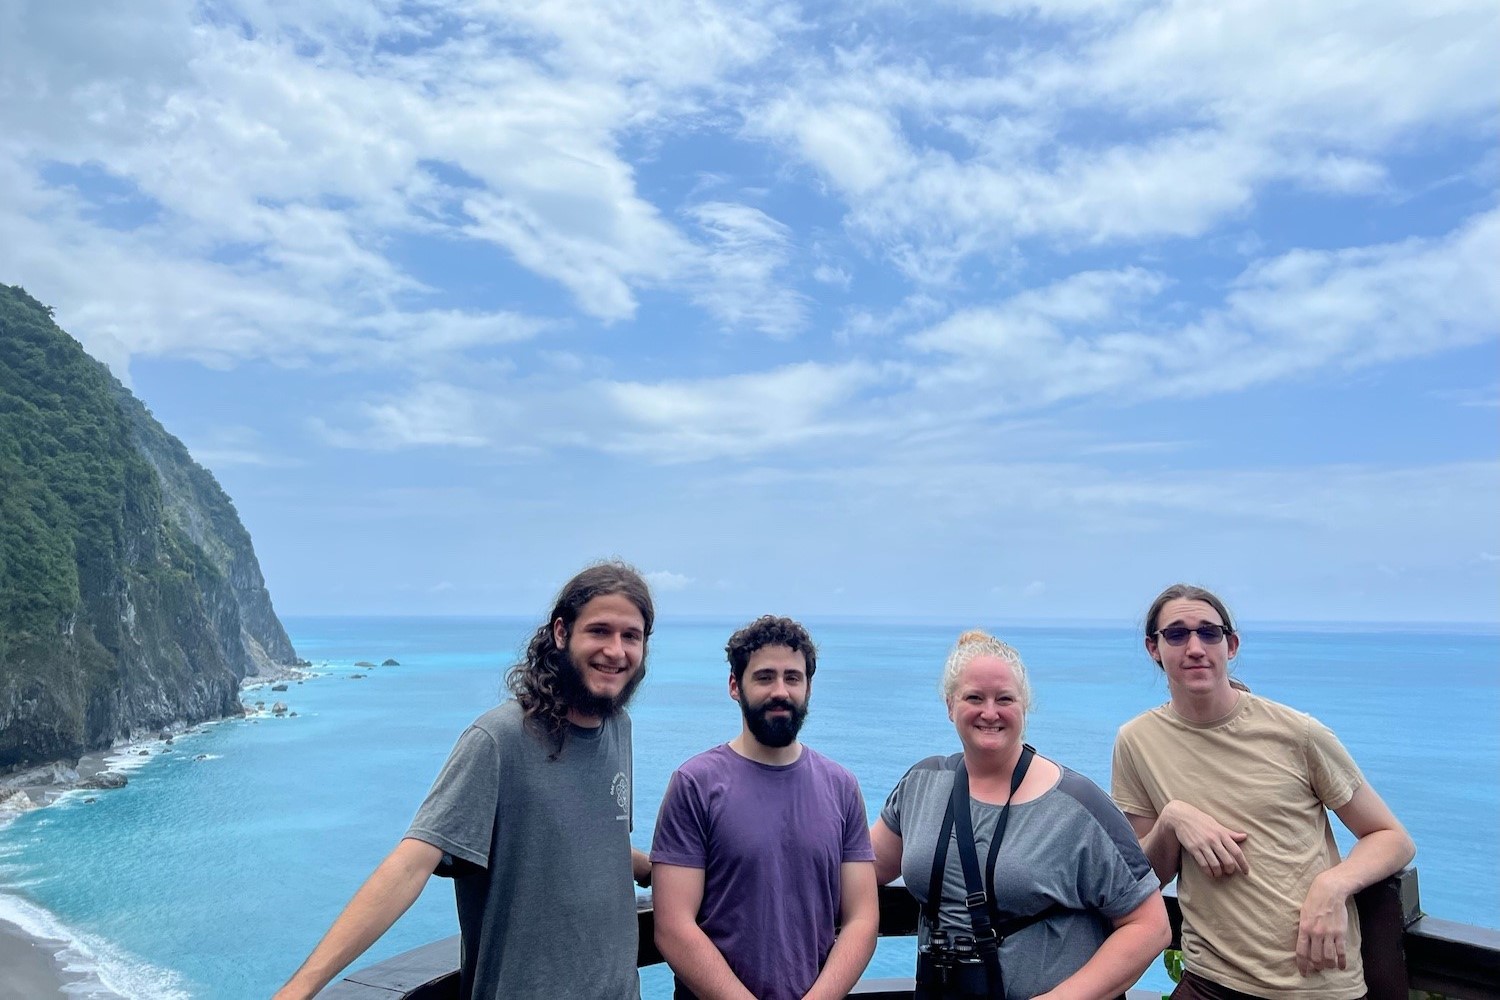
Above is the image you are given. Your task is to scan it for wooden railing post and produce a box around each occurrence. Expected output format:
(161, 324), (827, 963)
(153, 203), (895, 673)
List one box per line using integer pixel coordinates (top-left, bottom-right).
(1356, 867), (1423, 1000)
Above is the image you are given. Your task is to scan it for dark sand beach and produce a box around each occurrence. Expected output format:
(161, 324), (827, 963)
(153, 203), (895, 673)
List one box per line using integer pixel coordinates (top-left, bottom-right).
(0, 749), (145, 999)
(0, 916), (76, 998)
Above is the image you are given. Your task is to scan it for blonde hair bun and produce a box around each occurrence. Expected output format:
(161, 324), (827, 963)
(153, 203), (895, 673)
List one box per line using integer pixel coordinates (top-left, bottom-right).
(940, 629), (1032, 711)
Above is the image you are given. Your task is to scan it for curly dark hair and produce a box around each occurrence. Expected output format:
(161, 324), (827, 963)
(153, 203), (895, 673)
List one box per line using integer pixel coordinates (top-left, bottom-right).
(725, 615), (817, 686)
(506, 561), (654, 758)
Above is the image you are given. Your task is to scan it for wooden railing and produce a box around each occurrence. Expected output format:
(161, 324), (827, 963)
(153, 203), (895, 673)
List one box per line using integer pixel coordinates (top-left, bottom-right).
(318, 867), (1500, 999)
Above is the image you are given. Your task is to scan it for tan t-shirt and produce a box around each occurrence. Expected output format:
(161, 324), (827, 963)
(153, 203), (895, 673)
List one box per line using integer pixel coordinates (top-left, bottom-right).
(1112, 693), (1365, 998)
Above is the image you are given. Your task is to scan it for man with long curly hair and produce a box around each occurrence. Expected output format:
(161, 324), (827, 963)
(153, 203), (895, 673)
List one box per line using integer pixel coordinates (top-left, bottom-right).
(277, 561), (655, 1000)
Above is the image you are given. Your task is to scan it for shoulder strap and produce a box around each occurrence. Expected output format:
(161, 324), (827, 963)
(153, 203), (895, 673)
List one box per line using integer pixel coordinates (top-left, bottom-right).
(983, 744), (1035, 907)
(955, 749), (1034, 996)
(993, 900), (1071, 938)
(921, 748), (1041, 995)
(922, 767), (957, 928)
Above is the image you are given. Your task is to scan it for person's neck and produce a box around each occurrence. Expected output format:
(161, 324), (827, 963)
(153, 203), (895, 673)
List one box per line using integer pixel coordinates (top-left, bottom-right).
(964, 742), (1023, 783)
(729, 731), (802, 766)
(1171, 685), (1241, 724)
(567, 706), (604, 728)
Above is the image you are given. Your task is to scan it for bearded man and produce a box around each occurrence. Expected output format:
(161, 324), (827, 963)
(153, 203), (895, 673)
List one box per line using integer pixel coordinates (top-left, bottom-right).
(276, 562), (655, 1000)
(650, 615), (878, 1000)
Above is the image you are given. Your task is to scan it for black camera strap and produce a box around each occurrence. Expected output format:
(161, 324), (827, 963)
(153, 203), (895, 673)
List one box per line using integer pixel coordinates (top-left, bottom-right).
(923, 745), (1036, 998)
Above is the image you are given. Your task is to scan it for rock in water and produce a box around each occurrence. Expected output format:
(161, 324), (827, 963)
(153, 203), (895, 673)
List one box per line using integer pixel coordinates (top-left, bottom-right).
(0, 789), (38, 816)
(80, 772), (128, 790)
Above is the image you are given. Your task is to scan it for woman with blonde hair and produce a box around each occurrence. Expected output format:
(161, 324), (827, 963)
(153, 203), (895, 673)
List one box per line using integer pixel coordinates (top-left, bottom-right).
(872, 630), (1169, 999)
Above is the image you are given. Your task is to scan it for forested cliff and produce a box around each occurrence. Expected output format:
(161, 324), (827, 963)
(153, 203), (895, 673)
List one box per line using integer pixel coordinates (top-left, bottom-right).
(0, 284), (296, 774)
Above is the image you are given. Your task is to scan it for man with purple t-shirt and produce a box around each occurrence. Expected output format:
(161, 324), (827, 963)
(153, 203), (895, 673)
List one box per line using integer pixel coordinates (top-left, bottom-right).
(651, 616), (879, 1000)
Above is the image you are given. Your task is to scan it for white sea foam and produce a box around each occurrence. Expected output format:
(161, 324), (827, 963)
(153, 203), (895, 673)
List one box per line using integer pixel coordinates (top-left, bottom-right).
(101, 744), (158, 775)
(0, 893), (190, 1000)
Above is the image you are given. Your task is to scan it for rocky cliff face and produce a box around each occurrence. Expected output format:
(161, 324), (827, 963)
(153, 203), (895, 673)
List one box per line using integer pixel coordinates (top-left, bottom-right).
(0, 285), (297, 774)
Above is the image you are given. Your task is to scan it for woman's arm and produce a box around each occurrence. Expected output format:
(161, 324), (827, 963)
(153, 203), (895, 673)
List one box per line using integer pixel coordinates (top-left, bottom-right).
(1033, 892), (1171, 1000)
(870, 818), (904, 886)
(632, 847), (652, 887)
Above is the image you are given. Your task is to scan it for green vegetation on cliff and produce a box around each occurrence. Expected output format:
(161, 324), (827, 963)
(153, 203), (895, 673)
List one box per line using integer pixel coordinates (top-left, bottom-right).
(0, 284), (295, 772)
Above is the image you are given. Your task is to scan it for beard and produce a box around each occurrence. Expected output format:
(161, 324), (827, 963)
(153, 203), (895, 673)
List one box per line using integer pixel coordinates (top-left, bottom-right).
(553, 645), (644, 721)
(740, 695), (809, 748)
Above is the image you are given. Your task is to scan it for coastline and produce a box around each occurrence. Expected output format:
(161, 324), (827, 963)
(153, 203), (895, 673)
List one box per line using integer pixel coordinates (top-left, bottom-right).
(0, 916), (82, 998)
(1, 661), (314, 820)
(0, 663), (316, 1000)
(0, 891), (138, 1000)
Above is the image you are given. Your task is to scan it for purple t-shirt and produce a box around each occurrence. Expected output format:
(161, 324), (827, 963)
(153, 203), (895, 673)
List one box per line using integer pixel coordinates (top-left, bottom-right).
(650, 743), (875, 1000)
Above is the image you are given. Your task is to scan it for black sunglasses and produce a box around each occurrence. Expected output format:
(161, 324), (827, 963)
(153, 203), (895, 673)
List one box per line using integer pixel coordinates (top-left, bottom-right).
(1152, 624), (1233, 646)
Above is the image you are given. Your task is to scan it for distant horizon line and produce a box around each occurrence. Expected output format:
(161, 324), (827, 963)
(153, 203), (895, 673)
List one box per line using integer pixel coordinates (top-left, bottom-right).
(277, 612), (1500, 632)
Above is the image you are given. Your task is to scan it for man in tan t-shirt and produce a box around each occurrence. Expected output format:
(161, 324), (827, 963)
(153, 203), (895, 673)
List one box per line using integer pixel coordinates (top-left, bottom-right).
(1112, 585), (1414, 999)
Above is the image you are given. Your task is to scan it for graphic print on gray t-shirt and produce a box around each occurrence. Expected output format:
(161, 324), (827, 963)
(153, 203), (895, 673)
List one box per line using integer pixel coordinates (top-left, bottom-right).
(881, 753), (1156, 1000)
(406, 701), (640, 1000)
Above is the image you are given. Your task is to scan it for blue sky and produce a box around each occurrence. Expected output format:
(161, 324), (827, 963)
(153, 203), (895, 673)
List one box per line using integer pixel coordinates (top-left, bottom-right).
(2, 0), (1496, 623)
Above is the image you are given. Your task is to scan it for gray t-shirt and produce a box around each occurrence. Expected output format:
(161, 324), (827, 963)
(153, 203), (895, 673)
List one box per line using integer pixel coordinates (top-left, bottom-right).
(406, 700), (639, 1000)
(881, 753), (1157, 1000)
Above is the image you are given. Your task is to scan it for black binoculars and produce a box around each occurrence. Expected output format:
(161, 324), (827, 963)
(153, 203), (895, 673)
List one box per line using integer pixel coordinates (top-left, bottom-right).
(914, 929), (993, 1000)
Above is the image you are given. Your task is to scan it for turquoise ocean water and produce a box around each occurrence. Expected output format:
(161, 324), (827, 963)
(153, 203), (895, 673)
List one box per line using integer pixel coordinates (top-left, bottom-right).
(1, 617), (1496, 999)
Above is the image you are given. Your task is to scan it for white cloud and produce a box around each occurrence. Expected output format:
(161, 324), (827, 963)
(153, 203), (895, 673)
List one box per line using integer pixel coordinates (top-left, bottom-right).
(1210, 207), (1500, 386)
(644, 570), (694, 592)
(477, 0), (787, 95)
(603, 360), (886, 460)
(721, 453), (1500, 559)
(812, 263), (850, 288)
(0, 0), (798, 363)
(184, 427), (299, 469)
(1067, 0), (1500, 145)
(748, 1), (1499, 276)
(0, 164), (545, 373)
(315, 382), (494, 449)
(754, 97), (916, 198)
(303, 208), (1498, 465)
(308, 358), (889, 462)
(686, 201), (805, 335)
(905, 209), (1500, 409)
(837, 293), (947, 343)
